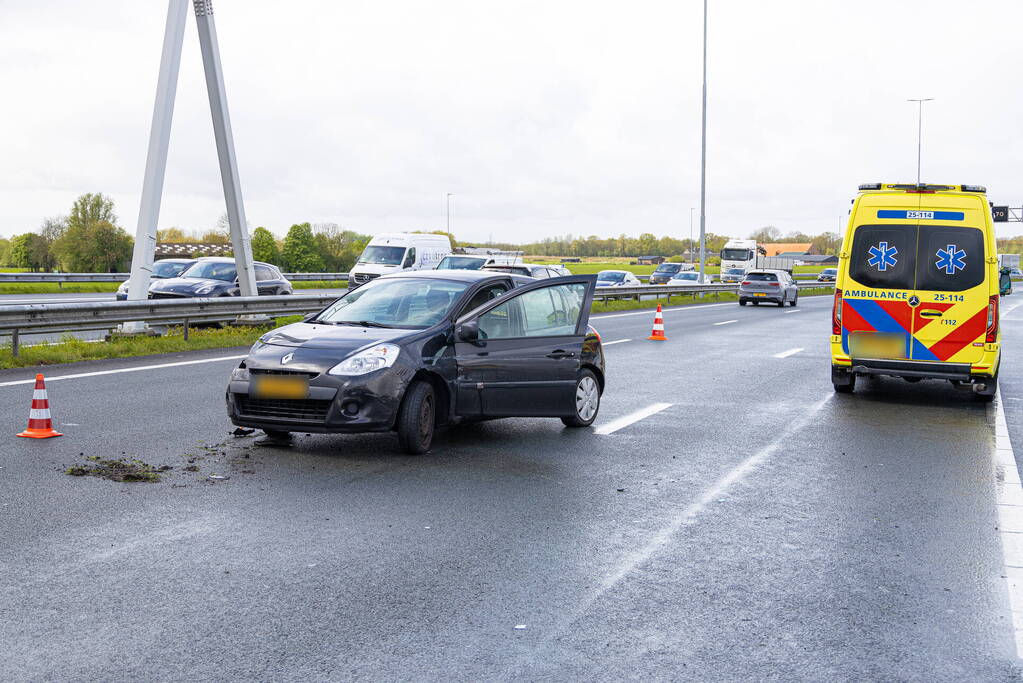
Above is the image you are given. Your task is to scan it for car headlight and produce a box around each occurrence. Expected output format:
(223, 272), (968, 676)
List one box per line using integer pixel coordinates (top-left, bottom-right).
(328, 343), (400, 376)
(196, 285), (216, 295)
(230, 365), (250, 381)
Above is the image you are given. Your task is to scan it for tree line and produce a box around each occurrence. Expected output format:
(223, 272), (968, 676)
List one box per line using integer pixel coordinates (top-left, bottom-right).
(3, 193), (1023, 272)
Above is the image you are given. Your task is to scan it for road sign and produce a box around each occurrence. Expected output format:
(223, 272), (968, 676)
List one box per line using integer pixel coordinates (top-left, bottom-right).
(993, 206), (1009, 222)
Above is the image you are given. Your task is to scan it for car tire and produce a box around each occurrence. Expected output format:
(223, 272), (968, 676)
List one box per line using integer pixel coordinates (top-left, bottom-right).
(739, 299), (747, 306)
(789, 294), (798, 307)
(262, 429), (292, 443)
(832, 367), (856, 394)
(562, 369), (601, 428)
(778, 298), (786, 307)
(396, 380), (435, 454)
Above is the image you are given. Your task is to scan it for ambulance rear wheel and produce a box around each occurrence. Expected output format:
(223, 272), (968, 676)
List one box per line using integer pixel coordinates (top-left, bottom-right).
(832, 367), (856, 394)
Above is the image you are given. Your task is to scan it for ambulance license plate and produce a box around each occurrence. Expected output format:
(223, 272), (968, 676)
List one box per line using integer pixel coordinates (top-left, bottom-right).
(849, 333), (905, 360)
(253, 375), (308, 399)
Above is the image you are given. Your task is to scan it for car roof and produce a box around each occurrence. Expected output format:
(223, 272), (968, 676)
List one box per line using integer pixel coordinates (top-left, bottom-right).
(191, 256), (275, 267)
(155, 258), (195, 264)
(747, 269), (785, 274)
(380, 269), (532, 284)
(598, 269), (630, 274)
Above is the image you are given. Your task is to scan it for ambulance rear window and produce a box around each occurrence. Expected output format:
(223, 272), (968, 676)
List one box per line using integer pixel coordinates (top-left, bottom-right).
(915, 225), (985, 292)
(848, 225), (916, 290)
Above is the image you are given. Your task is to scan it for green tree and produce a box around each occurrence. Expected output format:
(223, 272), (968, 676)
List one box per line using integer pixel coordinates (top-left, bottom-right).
(53, 221), (133, 272)
(68, 193), (116, 232)
(157, 227), (189, 242)
(282, 222), (324, 272)
(9, 233), (50, 271)
(251, 226), (280, 264)
(0, 237), (9, 266)
(748, 226), (781, 243)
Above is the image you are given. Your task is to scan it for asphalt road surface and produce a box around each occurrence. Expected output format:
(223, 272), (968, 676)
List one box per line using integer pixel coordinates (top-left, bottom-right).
(3, 295), (1023, 680)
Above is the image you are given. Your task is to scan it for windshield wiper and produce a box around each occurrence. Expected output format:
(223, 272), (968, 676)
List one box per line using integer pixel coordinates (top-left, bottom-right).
(330, 320), (390, 328)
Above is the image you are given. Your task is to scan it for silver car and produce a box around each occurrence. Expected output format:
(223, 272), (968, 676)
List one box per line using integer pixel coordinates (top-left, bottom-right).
(737, 269), (798, 307)
(719, 267), (745, 284)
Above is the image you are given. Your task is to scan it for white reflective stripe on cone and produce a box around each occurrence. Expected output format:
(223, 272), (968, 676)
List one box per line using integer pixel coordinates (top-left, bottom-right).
(29, 409), (52, 420)
(33, 390), (47, 400)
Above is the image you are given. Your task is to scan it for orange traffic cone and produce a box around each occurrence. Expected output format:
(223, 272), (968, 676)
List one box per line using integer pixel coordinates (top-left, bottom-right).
(647, 304), (667, 341)
(17, 374), (62, 439)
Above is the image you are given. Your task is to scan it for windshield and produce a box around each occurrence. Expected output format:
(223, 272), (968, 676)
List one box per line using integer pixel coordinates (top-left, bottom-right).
(672, 272), (699, 281)
(315, 278), (469, 328)
(436, 256), (486, 270)
(721, 248), (752, 261)
(358, 245), (407, 266)
(596, 271), (625, 283)
(153, 261), (189, 278)
(181, 261), (236, 281)
(822, 269), (836, 275)
(654, 263), (681, 274)
(745, 272), (778, 282)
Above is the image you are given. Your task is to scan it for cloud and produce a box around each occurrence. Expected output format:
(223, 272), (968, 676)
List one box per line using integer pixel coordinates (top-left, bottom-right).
(1, 0), (1020, 243)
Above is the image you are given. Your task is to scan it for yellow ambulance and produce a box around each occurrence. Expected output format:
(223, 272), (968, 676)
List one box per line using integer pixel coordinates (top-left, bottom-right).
(831, 183), (1001, 401)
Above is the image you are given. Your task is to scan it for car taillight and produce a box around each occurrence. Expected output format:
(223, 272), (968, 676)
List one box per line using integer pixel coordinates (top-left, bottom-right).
(986, 295), (998, 343)
(832, 289), (843, 335)
(767, 283), (779, 287)
(741, 281), (751, 286)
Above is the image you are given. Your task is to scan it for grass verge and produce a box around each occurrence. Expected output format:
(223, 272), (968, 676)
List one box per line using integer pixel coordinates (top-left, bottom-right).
(0, 315), (303, 370)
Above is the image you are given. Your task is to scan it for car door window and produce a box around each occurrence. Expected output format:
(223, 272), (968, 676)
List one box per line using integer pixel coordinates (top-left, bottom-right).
(402, 248), (416, 268)
(459, 283), (509, 317)
(477, 282), (586, 340)
(915, 225), (985, 292)
(255, 265), (273, 281)
(848, 225), (916, 290)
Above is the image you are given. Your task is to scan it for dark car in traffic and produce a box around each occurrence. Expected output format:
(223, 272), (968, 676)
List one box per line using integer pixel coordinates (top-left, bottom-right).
(648, 262), (689, 284)
(226, 271), (603, 453)
(148, 257), (292, 298)
(115, 258), (196, 300)
(816, 268), (837, 282)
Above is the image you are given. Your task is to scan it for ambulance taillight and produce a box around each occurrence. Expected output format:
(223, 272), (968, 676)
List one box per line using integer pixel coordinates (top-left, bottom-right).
(832, 289), (843, 335)
(986, 295), (998, 343)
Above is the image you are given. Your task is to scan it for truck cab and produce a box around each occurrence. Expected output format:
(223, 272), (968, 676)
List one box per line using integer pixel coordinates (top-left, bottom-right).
(349, 233), (452, 289)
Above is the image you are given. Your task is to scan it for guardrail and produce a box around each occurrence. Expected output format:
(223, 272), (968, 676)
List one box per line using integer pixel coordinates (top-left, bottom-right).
(593, 281), (833, 302)
(0, 294), (338, 356)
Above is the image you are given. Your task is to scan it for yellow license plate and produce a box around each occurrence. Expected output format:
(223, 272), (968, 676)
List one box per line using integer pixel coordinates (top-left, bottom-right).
(754, 292), (766, 297)
(848, 333), (906, 360)
(253, 375), (308, 399)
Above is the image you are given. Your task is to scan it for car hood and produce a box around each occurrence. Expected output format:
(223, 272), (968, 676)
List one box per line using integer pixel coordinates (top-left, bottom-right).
(149, 277), (227, 293)
(256, 321), (409, 352)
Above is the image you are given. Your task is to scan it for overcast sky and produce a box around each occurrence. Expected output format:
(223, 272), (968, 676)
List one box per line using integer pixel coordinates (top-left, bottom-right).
(1, 0), (1021, 244)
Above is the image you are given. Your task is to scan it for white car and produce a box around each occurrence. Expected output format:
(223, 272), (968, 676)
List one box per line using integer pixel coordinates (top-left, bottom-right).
(595, 270), (641, 287)
(668, 271), (709, 286)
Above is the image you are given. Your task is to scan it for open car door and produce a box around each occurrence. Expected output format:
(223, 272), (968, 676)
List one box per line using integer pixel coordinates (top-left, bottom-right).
(452, 275), (597, 418)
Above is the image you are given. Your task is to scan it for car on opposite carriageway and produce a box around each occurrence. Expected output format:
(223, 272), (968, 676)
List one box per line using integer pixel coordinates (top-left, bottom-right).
(148, 257), (292, 298)
(226, 270), (604, 454)
(115, 258), (196, 300)
(481, 263), (570, 279)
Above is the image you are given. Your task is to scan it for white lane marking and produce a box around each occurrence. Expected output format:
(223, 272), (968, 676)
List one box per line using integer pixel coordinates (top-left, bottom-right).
(602, 339), (631, 346)
(784, 309), (801, 314)
(0, 355), (247, 388)
(591, 302), (734, 320)
(596, 392), (834, 593)
(594, 402), (672, 435)
(1003, 300), (1023, 320)
(713, 319), (737, 326)
(992, 388), (1023, 657)
(774, 347), (804, 358)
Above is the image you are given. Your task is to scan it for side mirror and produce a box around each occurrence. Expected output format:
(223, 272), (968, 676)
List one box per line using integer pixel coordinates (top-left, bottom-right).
(456, 320), (480, 343)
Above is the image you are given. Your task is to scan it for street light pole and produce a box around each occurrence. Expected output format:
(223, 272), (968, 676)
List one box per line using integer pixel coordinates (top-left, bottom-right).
(907, 98), (933, 185)
(690, 207), (695, 262)
(698, 0), (708, 282)
(446, 193), (454, 233)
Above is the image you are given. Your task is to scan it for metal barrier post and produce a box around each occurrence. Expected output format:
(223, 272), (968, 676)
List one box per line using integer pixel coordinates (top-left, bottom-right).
(183, 318), (190, 341)
(12, 328), (19, 357)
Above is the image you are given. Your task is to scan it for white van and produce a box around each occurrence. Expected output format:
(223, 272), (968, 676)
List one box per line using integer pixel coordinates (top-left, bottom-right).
(348, 233), (452, 289)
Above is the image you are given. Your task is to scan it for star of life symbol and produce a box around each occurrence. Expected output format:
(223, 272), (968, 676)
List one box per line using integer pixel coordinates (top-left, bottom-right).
(867, 241), (898, 271)
(935, 244), (967, 275)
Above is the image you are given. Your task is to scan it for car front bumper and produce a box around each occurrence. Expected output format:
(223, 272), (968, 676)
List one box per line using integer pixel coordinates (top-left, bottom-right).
(226, 367), (409, 434)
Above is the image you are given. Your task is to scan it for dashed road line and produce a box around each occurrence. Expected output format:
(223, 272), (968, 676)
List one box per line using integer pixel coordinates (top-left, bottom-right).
(713, 320), (737, 326)
(773, 347), (804, 358)
(0, 355), (248, 388)
(602, 339), (631, 346)
(594, 402), (672, 435)
(992, 389), (1023, 657)
(784, 309), (801, 314)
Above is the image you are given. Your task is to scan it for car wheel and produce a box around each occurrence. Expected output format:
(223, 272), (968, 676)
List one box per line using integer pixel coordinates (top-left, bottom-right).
(789, 294), (798, 307)
(739, 299), (747, 306)
(278, 289), (291, 295)
(260, 429), (292, 444)
(832, 367), (856, 394)
(396, 380), (435, 454)
(752, 300), (759, 306)
(562, 370), (601, 428)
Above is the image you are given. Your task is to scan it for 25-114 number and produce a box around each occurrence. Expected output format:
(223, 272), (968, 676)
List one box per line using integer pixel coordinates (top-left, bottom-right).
(933, 294), (964, 302)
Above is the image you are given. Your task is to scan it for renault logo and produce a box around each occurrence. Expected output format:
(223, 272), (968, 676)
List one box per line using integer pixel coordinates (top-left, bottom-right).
(281, 353), (294, 365)
(908, 295), (921, 308)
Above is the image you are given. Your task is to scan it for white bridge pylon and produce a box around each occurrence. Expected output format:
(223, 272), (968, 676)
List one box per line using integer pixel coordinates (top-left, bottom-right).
(126, 0), (258, 312)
